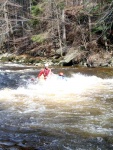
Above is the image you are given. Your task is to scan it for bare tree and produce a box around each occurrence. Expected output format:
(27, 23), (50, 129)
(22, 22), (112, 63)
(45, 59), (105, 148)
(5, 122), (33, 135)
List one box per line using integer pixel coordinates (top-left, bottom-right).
(0, 0), (30, 50)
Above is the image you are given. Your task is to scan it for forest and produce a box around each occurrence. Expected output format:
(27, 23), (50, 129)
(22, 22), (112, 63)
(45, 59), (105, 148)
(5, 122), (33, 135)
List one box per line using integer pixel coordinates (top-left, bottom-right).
(1, 0), (113, 67)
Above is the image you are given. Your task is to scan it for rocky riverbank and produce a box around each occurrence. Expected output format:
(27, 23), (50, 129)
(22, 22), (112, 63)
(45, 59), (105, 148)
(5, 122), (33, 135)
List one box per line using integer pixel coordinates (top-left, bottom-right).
(1, 50), (113, 68)
(0, 53), (58, 67)
(1, 2), (113, 69)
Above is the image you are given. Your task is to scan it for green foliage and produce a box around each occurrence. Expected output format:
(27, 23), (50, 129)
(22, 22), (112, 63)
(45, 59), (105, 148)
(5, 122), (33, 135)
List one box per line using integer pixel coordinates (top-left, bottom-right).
(0, 57), (9, 62)
(31, 34), (45, 43)
(107, 0), (113, 3)
(92, 24), (108, 33)
(0, 56), (15, 62)
(31, 5), (43, 16)
(92, 25), (104, 33)
(90, 5), (100, 14)
(57, 1), (65, 10)
(32, 0), (37, 5)
(29, 19), (40, 27)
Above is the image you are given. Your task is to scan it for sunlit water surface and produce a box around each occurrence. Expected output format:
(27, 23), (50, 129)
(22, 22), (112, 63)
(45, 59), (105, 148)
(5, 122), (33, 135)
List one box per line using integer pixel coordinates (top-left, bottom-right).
(0, 63), (113, 149)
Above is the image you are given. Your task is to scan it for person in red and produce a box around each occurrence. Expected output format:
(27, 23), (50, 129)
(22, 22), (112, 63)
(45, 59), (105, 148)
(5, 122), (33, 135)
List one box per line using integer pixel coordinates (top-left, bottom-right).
(38, 63), (52, 80)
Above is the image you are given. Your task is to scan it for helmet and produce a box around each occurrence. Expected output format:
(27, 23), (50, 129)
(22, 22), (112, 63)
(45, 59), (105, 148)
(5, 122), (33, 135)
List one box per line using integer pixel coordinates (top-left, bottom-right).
(44, 63), (49, 67)
(59, 72), (64, 76)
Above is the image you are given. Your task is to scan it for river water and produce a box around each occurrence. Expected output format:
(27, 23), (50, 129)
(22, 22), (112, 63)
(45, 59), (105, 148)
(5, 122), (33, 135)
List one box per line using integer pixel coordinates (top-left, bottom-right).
(0, 63), (113, 150)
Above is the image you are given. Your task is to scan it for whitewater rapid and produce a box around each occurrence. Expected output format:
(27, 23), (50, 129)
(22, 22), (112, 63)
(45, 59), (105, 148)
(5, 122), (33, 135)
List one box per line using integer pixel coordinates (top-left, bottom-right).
(0, 65), (113, 149)
(1, 72), (113, 101)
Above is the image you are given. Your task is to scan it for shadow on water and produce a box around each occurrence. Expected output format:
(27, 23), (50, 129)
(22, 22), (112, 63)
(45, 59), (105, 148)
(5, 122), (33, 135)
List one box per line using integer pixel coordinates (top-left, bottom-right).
(0, 130), (113, 150)
(56, 67), (113, 79)
(0, 64), (113, 149)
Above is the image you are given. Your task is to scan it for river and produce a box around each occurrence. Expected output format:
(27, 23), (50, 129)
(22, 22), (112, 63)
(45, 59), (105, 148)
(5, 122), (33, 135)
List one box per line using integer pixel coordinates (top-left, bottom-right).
(0, 63), (113, 150)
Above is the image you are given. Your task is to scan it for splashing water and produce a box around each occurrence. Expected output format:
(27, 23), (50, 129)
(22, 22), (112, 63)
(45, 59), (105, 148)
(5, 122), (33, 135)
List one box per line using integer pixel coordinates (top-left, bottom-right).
(0, 66), (113, 149)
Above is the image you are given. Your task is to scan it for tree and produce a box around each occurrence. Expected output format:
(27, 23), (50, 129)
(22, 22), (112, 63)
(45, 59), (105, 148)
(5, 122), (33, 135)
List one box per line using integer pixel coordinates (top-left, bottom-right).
(0, 0), (30, 50)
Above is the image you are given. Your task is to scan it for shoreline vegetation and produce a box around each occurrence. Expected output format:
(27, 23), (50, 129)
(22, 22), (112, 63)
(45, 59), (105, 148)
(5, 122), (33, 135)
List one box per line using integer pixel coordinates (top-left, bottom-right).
(1, 1), (113, 68)
(0, 51), (113, 68)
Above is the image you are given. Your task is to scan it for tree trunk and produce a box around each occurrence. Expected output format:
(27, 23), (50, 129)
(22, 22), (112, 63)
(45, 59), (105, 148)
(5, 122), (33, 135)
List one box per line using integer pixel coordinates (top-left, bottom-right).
(62, 9), (66, 47)
(53, 0), (63, 57)
(88, 15), (92, 42)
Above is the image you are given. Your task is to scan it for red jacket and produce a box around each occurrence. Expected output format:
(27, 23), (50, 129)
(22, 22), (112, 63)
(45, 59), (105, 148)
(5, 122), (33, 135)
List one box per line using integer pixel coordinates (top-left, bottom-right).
(38, 68), (51, 79)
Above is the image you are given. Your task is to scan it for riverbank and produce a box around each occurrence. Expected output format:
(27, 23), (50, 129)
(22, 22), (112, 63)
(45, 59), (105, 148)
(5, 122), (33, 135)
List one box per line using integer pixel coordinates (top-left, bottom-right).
(1, 1), (113, 69)
(1, 51), (113, 68)
(0, 53), (55, 67)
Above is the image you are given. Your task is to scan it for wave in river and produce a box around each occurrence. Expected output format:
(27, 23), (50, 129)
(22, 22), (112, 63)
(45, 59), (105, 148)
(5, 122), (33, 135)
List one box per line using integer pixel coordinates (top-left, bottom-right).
(0, 71), (113, 149)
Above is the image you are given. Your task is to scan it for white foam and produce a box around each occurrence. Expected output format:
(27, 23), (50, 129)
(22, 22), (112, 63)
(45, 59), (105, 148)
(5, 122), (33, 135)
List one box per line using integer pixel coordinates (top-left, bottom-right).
(0, 73), (112, 101)
(0, 73), (113, 136)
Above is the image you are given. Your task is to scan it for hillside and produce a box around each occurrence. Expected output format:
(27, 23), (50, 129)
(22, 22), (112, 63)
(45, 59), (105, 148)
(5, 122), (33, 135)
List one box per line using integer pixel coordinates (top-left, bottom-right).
(1, 0), (113, 67)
